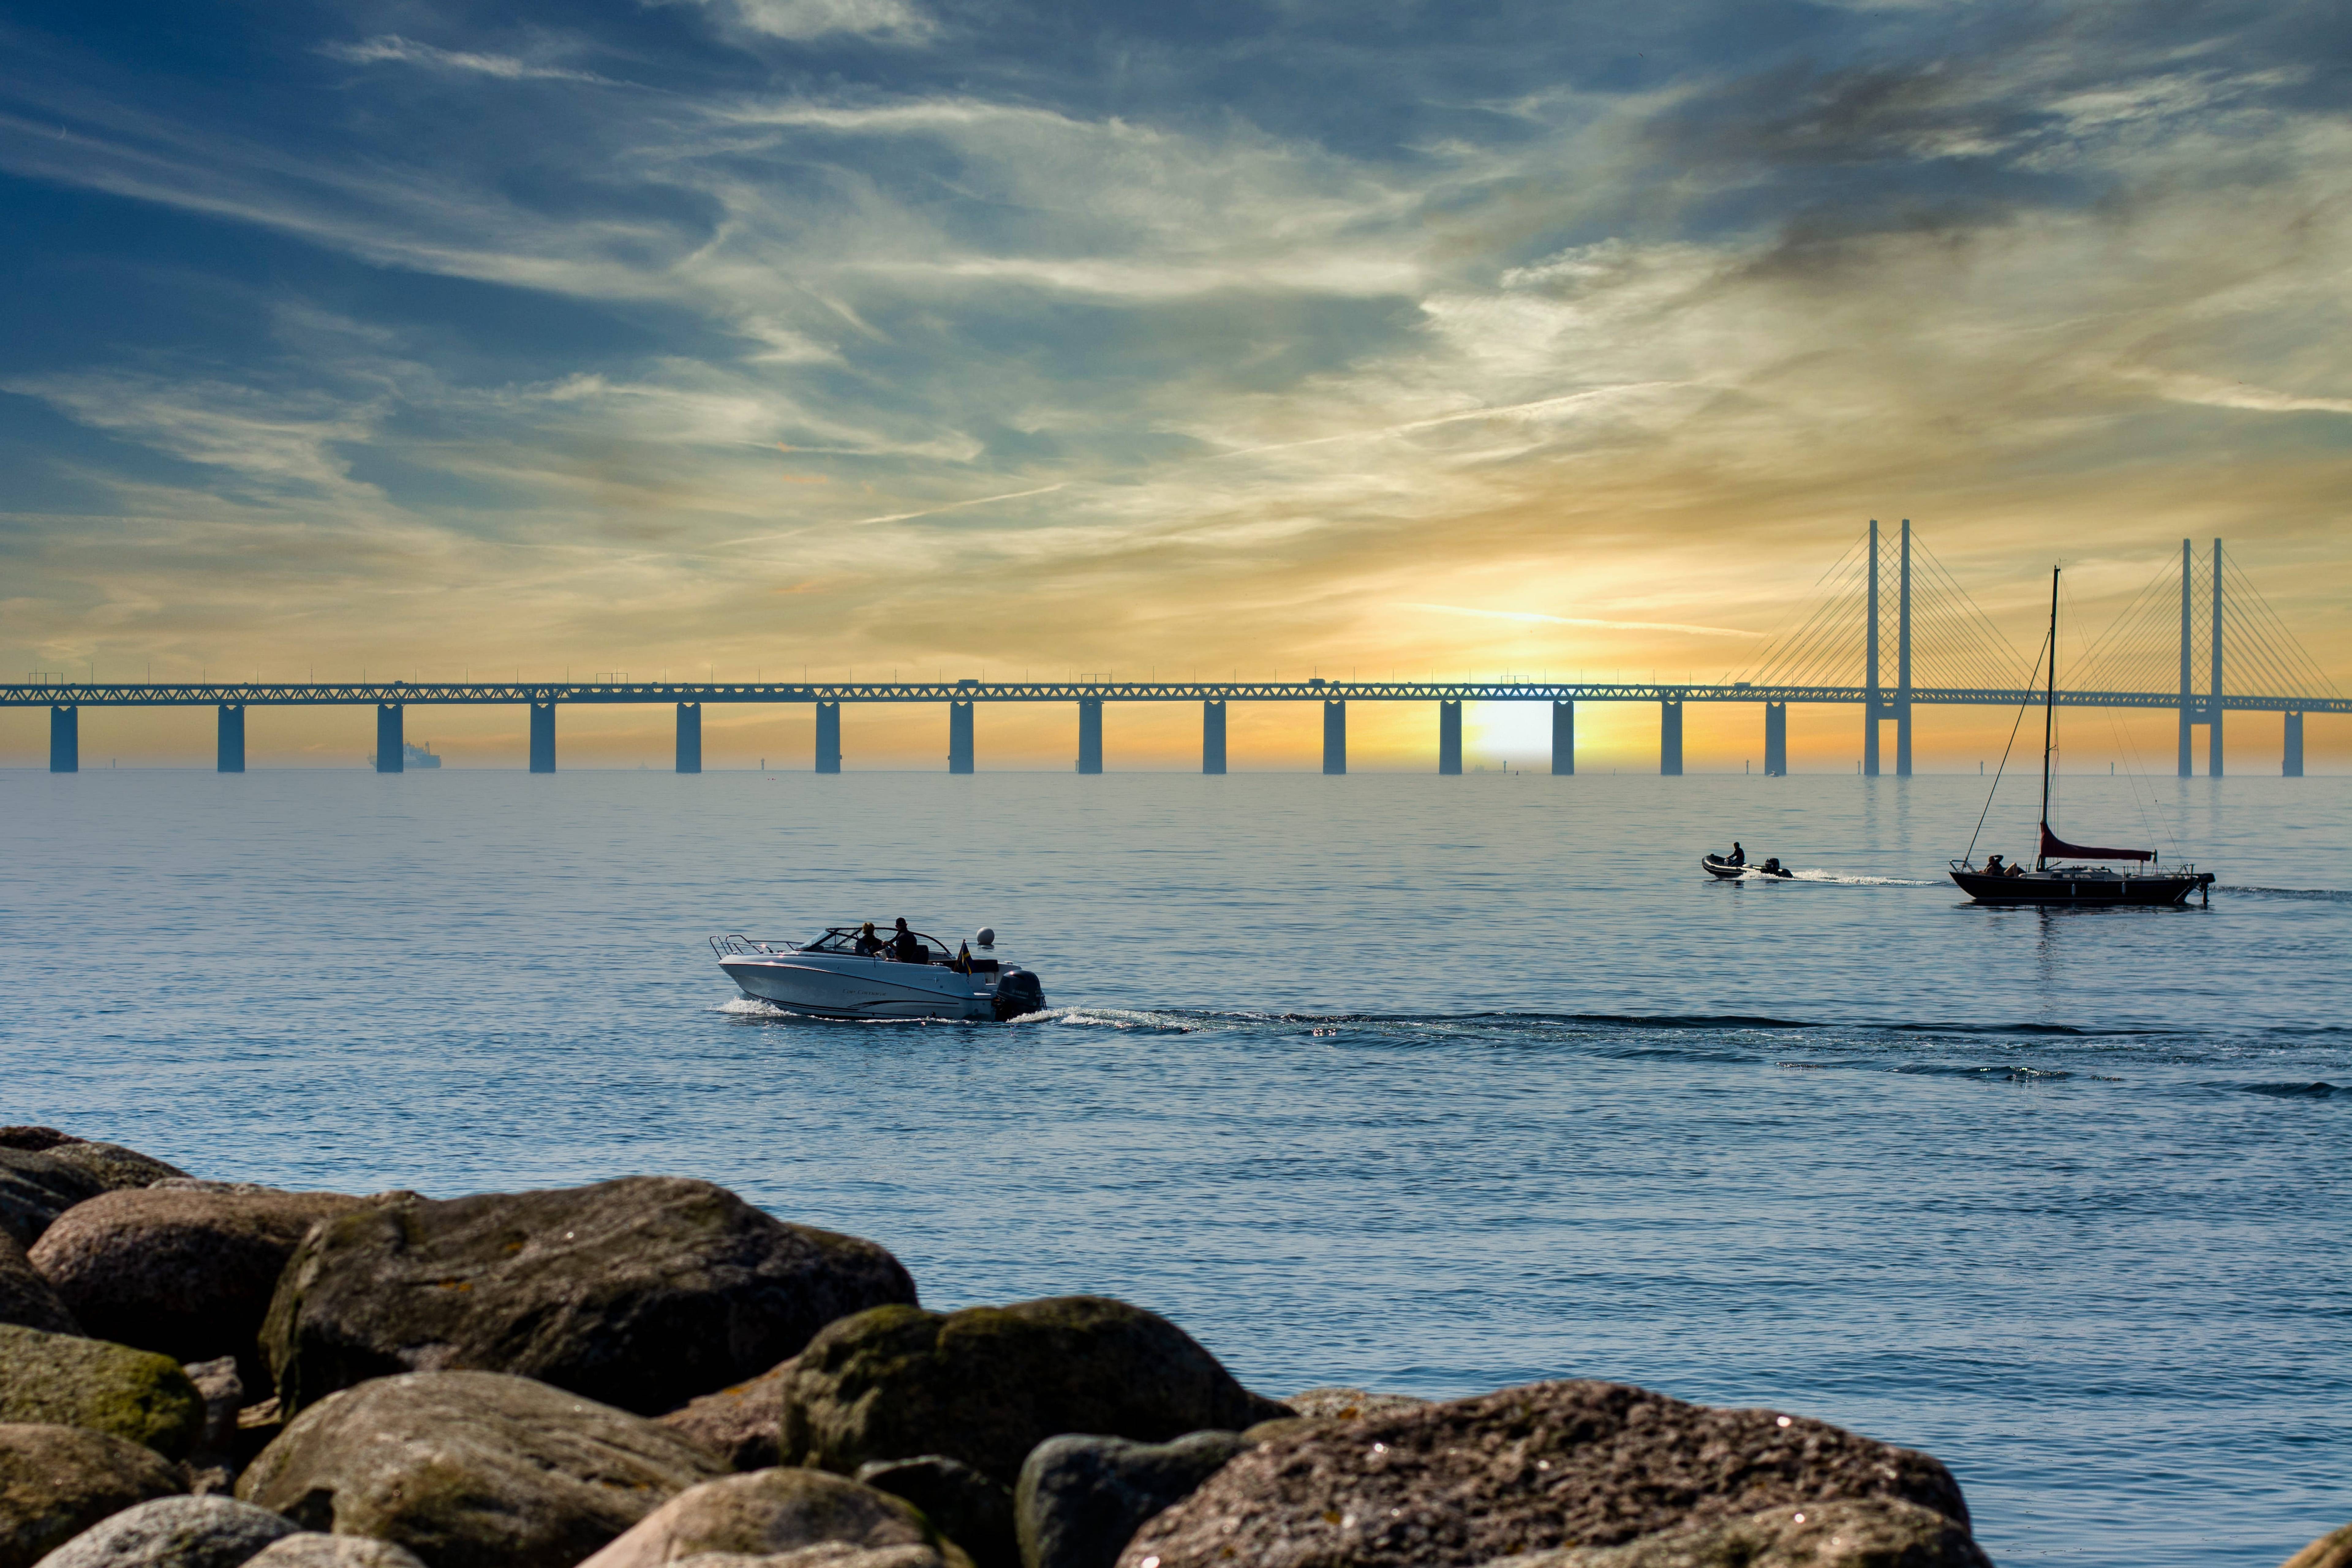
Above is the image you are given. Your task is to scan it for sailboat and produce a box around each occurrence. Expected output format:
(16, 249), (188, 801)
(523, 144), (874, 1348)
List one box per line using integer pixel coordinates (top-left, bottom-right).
(1949, 568), (2214, 908)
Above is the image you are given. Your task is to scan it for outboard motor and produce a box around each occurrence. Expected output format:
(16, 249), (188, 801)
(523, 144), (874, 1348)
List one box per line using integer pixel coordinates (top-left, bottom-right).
(993, 968), (1046, 1021)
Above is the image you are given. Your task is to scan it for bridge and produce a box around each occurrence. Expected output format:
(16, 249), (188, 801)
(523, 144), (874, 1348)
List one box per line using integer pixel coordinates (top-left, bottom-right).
(9, 529), (2340, 776)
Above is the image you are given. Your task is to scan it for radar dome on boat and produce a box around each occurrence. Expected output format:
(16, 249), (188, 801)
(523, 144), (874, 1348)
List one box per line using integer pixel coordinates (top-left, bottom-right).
(974, 927), (996, 948)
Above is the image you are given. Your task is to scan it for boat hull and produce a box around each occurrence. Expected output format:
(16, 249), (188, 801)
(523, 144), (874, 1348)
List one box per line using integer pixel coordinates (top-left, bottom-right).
(1949, 870), (2212, 907)
(720, 954), (996, 1020)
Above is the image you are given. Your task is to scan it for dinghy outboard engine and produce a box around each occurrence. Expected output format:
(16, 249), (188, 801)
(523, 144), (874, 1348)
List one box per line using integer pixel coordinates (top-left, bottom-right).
(993, 968), (1046, 1021)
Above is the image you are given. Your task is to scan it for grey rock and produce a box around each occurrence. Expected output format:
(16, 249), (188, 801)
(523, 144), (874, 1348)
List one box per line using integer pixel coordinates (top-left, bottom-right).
(1480, 1497), (1990, 1568)
(1015, 1433), (1247, 1568)
(1119, 1380), (1977, 1568)
(234, 1371), (725, 1568)
(0, 1325), (206, 1458)
(577, 1469), (956, 1568)
(0, 1423), (185, 1568)
(31, 1494), (299, 1568)
(39, 1144), (190, 1193)
(0, 1235), (76, 1337)
(262, 1177), (916, 1416)
(859, 1456), (1016, 1568)
(1246, 1388), (1430, 1444)
(780, 1297), (1291, 1486)
(660, 1359), (793, 1470)
(180, 1359), (244, 1495)
(0, 1153), (107, 1252)
(0, 1133), (78, 1155)
(241, 1538), (429, 1568)
(31, 1188), (372, 1387)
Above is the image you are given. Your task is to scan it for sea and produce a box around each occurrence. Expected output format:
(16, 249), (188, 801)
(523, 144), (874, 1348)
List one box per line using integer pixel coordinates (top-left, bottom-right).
(3, 768), (2346, 1568)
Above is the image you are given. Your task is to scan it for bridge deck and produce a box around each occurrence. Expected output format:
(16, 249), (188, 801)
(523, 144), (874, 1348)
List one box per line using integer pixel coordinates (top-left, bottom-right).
(1, 681), (2342, 713)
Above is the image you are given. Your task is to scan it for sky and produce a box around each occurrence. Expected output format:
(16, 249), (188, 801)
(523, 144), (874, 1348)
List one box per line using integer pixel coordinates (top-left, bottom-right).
(2, 0), (2347, 769)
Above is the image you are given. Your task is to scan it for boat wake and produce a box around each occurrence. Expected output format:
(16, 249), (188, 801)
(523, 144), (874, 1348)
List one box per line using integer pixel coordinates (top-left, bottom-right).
(2217, 885), (2352, 902)
(1714, 868), (1939, 886)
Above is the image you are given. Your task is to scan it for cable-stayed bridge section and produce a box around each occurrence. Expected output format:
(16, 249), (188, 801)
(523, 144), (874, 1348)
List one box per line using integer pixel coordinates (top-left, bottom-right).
(9, 529), (2341, 775)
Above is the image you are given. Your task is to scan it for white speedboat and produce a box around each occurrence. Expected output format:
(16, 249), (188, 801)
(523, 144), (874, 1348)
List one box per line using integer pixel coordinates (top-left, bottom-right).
(711, 925), (1047, 1021)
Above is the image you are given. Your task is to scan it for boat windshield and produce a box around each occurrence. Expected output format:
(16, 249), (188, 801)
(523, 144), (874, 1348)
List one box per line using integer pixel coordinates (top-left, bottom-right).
(803, 925), (954, 960)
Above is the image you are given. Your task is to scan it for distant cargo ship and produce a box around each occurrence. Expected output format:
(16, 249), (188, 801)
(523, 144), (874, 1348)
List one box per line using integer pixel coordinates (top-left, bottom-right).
(364, 741), (443, 769)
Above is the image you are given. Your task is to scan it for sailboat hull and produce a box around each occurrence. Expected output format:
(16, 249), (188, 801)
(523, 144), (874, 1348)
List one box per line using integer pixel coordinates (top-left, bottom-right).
(1949, 870), (2212, 907)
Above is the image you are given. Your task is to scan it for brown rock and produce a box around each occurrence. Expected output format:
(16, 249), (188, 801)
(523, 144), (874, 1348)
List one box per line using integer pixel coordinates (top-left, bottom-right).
(0, 1131), (78, 1153)
(0, 1151), (107, 1250)
(40, 1142), (190, 1192)
(577, 1468), (959, 1568)
(662, 1359), (793, 1470)
(0, 1422), (184, 1568)
(781, 1297), (1291, 1486)
(2285, 1522), (2352, 1568)
(245, 1536), (431, 1568)
(672, 1551), (942, 1568)
(0, 1233), (76, 1336)
(1119, 1380), (1975, 1568)
(262, 1177), (917, 1417)
(1482, 1497), (1988, 1568)
(30, 1186), (371, 1384)
(235, 1371), (726, 1568)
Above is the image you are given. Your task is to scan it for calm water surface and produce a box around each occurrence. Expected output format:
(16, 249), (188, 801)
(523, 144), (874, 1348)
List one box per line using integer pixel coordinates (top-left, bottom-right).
(3, 769), (2346, 1568)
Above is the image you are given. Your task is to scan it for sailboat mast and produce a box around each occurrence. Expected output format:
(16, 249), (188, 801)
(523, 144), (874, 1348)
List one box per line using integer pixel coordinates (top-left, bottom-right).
(2038, 567), (2058, 868)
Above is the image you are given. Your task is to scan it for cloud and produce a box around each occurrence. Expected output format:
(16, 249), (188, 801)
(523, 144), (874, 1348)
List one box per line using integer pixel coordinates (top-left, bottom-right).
(663, 0), (935, 43)
(1402, 605), (1763, 638)
(319, 36), (612, 84)
(2123, 370), (2352, 417)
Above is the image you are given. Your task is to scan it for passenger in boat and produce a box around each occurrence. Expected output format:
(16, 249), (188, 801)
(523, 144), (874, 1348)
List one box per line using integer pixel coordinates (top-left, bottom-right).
(1728, 842), (1745, 867)
(891, 917), (924, 964)
(854, 922), (884, 956)
(2007, 860), (2028, 878)
(1983, 854), (2005, 876)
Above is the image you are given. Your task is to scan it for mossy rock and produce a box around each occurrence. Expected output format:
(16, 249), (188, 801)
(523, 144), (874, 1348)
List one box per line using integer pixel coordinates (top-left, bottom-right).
(0, 1324), (205, 1458)
(0, 1421), (184, 1568)
(780, 1296), (1290, 1486)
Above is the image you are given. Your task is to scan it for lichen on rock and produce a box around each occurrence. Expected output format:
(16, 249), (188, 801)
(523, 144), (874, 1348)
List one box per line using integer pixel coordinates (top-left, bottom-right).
(0, 1325), (205, 1458)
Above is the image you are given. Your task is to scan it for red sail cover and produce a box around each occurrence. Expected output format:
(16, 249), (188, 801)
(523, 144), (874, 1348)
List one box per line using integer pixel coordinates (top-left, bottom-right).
(2041, 825), (2153, 862)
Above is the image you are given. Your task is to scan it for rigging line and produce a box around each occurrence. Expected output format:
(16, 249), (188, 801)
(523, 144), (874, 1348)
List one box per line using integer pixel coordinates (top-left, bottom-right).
(1966, 617), (2052, 867)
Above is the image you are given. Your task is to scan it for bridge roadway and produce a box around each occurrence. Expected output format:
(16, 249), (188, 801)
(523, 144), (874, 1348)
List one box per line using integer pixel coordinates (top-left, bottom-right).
(10, 679), (2336, 776)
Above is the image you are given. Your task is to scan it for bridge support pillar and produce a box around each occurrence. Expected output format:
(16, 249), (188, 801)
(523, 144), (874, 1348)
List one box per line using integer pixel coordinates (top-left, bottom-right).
(217, 705), (245, 773)
(815, 702), (841, 773)
(529, 702), (556, 773)
(1202, 701), (1226, 774)
(1552, 701), (1574, 775)
(1077, 698), (1103, 773)
(1764, 702), (1787, 776)
(1660, 700), (1683, 776)
(1438, 701), (1462, 774)
(676, 703), (701, 774)
(1322, 701), (1346, 775)
(949, 702), (974, 773)
(2209, 538), (2225, 778)
(376, 704), (404, 773)
(49, 705), (77, 773)
(1895, 702), (1912, 777)
(2284, 711), (2303, 778)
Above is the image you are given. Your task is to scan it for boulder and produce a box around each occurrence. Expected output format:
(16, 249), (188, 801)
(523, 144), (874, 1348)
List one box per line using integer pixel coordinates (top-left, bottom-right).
(0, 1423), (183, 1568)
(235, 1371), (725, 1568)
(0, 1325), (205, 1458)
(660, 1359), (793, 1470)
(0, 1153), (107, 1251)
(576, 1468), (958, 1568)
(30, 1187), (371, 1383)
(780, 1297), (1291, 1485)
(262, 1177), (917, 1416)
(0, 1132), (77, 1154)
(858, 1457), (1016, 1568)
(30, 1494), (300, 1568)
(1016, 1432), (1249, 1568)
(244, 1539), (429, 1568)
(40, 1142), (190, 1192)
(670, 1552), (940, 1568)
(2286, 1523), (2352, 1568)
(1479, 1497), (1989, 1568)
(1247, 1388), (1430, 1444)
(0, 1235), (76, 1337)
(1118, 1380), (1976, 1568)
(181, 1357), (245, 1495)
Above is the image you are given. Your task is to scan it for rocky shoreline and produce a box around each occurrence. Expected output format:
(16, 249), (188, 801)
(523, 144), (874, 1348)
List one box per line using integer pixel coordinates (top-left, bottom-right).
(3, 1127), (2341, 1568)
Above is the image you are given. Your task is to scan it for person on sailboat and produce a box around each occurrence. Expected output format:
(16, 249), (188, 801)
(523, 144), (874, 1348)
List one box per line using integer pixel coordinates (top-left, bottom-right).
(1984, 854), (2005, 876)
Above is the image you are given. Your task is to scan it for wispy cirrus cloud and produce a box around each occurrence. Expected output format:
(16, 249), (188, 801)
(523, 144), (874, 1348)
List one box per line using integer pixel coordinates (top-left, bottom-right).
(319, 36), (613, 84)
(1402, 605), (1762, 638)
